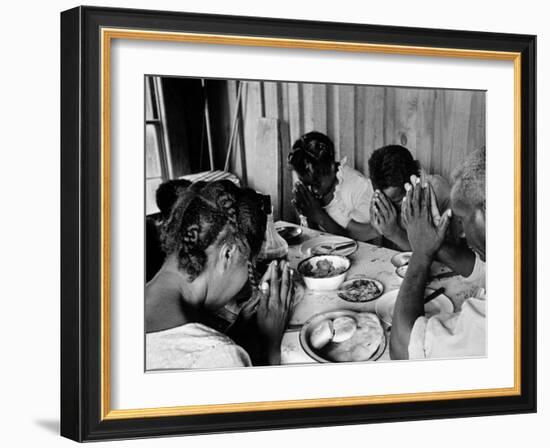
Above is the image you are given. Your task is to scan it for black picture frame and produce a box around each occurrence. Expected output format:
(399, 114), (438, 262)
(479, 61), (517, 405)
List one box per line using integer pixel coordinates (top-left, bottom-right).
(61, 5), (536, 442)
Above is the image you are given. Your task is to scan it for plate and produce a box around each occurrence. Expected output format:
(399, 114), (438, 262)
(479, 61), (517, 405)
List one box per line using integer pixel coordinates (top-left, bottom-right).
(300, 235), (358, 258)
(299, 310), (386, 363)
(337, 276), (384, 302)
(275, 223), (303, 243)
(374, 288), (454, 326)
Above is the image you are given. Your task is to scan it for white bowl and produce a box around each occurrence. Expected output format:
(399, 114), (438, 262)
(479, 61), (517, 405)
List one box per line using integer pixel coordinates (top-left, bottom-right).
(297, 255), (351, 291)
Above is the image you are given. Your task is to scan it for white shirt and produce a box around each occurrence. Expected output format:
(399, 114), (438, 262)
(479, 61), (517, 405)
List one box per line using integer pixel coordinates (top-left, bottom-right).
(322, 158), (374, 229)
(408, 256), (486, 359)
(146, 323), (251, 370)
(462, 254), (486, 289)
(408, 296), (486, 359)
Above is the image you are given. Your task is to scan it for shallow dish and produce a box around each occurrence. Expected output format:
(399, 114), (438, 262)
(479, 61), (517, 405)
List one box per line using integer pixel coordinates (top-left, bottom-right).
(337, 276), (384, 303)
(275, 223), (303, 243)
(300, 235), (358, 258)
(297, 255), (351, 291)
(374, 287), (454, 326)
(299, 310), (386, 363)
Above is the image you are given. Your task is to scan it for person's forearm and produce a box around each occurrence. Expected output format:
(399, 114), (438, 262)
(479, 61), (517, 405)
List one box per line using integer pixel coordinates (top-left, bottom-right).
(435, 242), (475, 277)
(266, 339), (282, 365)
(390, 252), (432, 360)
(311, 210), (349, 237)
(347, 221), (379, 242)
(385, 227), (412, 251)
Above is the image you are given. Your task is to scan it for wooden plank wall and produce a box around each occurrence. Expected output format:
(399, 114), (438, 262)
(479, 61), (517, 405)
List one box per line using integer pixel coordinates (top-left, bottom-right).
(222, 80), (485, 221)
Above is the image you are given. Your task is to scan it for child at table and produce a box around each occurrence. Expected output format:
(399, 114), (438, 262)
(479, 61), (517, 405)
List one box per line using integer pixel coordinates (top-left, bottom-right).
(287, 131), (379, 242)
(367, 144), (453, 251)
(368, 144), (477, 277)
(146, 180), (292, 369)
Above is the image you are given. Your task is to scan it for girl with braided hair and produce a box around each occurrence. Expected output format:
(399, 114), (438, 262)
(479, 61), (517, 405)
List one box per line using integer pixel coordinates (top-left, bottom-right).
(288, 131), (379, 241)
(146, 180), (292, 369)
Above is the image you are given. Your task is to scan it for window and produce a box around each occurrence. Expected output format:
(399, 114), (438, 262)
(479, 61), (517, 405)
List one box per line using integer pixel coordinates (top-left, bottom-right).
(145, 76), (172, 215)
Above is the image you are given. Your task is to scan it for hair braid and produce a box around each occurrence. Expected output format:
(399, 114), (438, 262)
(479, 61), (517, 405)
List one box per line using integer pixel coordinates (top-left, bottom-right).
(247, 260), (258, 291)
(288, 131), (335, 177)
(368, 145), (420, 191)
(159, 180), (268, 282)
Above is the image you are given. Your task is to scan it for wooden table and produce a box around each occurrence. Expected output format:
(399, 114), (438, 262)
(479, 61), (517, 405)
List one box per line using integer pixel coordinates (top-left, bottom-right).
(277, 222), (480, 365)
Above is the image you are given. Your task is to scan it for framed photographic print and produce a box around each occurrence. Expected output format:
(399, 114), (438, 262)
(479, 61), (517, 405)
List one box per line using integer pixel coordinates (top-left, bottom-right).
(60, 5), (537, 442)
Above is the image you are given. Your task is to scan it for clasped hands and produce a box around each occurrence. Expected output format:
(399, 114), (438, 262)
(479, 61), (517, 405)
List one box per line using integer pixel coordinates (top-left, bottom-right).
(372, 175), (451, 258)
(238, 260), (293, 354)
(291, 181), (324, 224)
(401, 176), (452, 259)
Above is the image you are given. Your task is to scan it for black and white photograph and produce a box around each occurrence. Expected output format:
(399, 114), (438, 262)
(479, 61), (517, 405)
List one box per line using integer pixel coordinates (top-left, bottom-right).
(144, 76), (487, 370)
(55, 4), (537, 442)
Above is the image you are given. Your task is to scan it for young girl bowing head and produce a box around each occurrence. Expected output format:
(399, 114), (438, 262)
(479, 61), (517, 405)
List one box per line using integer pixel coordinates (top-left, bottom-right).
(145, 180), (292, 369)
(288, 131), (378, 242)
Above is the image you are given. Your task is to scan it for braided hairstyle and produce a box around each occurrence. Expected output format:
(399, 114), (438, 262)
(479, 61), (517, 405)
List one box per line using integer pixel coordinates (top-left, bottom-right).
(160, 180), (267, 283)
(368, 145), (420, 191)
(155, 179), (192, 220)
(287, 131), (335, 177)
(235, 188), (269, 289)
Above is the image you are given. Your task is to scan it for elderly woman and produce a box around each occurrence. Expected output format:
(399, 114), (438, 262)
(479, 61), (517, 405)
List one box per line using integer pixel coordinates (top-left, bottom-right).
(288, 131), (379, 241)
(390, 148), (486, 360)
(146, 180), (292, 369)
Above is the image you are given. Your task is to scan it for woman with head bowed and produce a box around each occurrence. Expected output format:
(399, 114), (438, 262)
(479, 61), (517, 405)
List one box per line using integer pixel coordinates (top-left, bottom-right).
(146, 180), (292, 369)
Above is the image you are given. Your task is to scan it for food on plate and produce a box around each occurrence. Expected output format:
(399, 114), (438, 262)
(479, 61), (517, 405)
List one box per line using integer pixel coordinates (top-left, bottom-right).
(337, 278), (383, 302)
(311, 245), (331, 256)
(306, 312), (385, 362)
(310, 320), (334, 350)
(301, 258), (347, 278)
(331, 316), (357, 343)
(321, 313), (384, 362)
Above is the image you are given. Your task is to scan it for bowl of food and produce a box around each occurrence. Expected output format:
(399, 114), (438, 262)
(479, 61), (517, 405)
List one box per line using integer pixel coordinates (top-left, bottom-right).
(337, 276), (384, 303)
(297, 254), (351, 291)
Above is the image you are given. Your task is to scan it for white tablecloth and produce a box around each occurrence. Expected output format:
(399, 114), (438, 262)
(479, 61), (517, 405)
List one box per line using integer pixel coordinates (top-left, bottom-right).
(278, 222), (480, 365)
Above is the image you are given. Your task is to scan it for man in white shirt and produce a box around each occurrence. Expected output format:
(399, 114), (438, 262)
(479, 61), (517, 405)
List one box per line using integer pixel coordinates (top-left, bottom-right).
(390, 147), (486, 360)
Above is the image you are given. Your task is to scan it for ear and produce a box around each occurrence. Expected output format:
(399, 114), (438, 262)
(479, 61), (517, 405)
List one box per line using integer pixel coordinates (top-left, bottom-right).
(474, 207), (486, 229)
(216, 242), (239, 273)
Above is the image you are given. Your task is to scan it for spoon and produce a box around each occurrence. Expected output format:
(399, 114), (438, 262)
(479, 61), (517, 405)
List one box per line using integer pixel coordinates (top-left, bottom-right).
(424, 287), (446, 304)
(314, 241), (356, 255)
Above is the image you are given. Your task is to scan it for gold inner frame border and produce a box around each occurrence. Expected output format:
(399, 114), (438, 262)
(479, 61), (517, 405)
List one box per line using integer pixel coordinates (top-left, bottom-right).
(99, 27), (522, 420)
